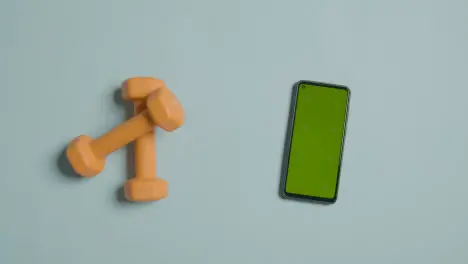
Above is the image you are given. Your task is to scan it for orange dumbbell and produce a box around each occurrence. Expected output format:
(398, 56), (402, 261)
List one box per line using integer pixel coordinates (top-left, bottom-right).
(122, 77), (168, 201)
(67, 84), (184, 178)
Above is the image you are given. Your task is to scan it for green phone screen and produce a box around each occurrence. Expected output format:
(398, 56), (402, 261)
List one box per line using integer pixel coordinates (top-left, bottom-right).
(284, 82), (349, 202)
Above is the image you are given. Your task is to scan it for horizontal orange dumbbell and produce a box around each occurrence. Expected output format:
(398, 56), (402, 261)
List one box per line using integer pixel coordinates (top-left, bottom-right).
(67, 86), (184, 177)
(122, 77), (168, 201)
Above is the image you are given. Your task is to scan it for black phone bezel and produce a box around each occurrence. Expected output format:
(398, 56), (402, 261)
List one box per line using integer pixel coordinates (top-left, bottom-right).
(280, 80), (351, 204)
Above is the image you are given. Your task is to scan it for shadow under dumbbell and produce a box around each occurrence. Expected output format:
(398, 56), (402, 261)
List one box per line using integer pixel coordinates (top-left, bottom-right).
(113, 87), (126, 108)
(57, 145), (83, 179)
(114, 186), (159, 207)
(115, 186), (129, 204)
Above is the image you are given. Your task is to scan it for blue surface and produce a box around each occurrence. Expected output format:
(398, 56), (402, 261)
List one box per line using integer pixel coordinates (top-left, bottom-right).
(1, 0), (468, 263)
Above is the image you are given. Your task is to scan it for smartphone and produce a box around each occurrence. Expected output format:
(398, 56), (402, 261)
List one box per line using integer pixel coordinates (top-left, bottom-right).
(281, 81), (350, 203)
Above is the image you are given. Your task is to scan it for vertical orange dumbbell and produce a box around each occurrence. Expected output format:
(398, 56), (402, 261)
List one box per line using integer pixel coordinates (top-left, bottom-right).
(67, 83), (184, 178)
(122, 77), (169, 202)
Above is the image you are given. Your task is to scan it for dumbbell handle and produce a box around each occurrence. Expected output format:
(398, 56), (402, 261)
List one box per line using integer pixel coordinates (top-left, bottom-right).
(91, 111), (154, 158)
(134, 101), (156, 180)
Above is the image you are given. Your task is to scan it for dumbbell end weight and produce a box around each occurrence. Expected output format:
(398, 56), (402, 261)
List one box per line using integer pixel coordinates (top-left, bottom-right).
(67, 135), (105, 177)
(147, 88), (185, 131)
(124, 178), (168, 202)
(122, 77), (165, 101)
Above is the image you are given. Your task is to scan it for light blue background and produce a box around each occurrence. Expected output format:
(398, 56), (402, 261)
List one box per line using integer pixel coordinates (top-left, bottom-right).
(1, 0), (468, 263)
